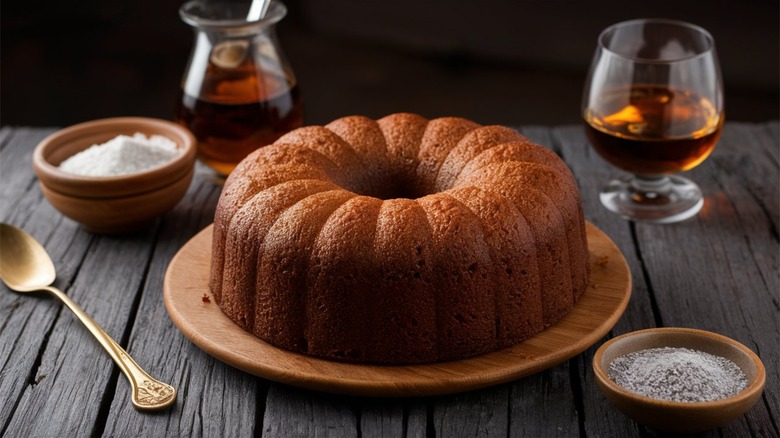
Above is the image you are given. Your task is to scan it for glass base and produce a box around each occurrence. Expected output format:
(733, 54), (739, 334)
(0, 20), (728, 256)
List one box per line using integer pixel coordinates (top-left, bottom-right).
(600, 174), (703, 224)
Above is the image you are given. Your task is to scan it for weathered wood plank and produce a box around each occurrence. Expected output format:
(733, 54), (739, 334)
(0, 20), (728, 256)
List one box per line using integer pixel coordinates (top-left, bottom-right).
(0, 217), (93, 434)
(509, 367), (579, 437)
(99, 167), (265, 437)
(0, 128), (56, 216)
(548, 121), (777, 437)
(405, 401), (429, 437)
(761, 121), (779, 170)
(629, 122), (779, 436)
(0, 132), (95, 434)
(510, 127), (588, 437)
(550, 125), (663, 437)
(0, 126), (13, 152)
(432, 385), (508, 436)
(262, 384), (358, 437)
(714, 122), (779, 234)
(360, 400), (405, 437)
(3, 227), (158, 436)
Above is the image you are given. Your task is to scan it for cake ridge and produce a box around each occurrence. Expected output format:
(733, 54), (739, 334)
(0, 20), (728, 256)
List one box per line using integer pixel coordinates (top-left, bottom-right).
(377, 113), (429, 186)
(458, 140), (590, 295)
(215, 144), (339, 228)
(520, 187), (574, 325)
(326, 116), (391, 198)
(275, 127), (370, 194)
(419, 192), (496, 359)
(458, 160), (586, 295)
(446, 186), (505, 345)
(257, 189), (356, 350)
(307, 195), (383, 361)
(372, 197), (438, 362)
(452, 141), (567, 186)
(416, 117), (479, 196)
(219, 181), (336, 327)
(210, 147), (340, 302)
(468, 175), (575, 325)
(435, 125), (526, 192)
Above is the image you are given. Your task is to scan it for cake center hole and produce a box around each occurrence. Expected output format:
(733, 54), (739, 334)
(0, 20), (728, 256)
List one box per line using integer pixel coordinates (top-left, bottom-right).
(359, 173), (427, 200)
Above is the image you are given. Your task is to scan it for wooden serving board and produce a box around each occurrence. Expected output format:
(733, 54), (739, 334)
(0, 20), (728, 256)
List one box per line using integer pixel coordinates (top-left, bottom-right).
(164, 221), (631, 397)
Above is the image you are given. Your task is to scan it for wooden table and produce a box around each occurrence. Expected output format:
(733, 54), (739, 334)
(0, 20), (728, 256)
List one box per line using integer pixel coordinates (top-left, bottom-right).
(1, 123), (777, 437)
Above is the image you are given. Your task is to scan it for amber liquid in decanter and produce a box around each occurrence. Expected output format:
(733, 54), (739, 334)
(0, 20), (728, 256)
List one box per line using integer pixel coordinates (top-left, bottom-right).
(176, 58), (303, 176)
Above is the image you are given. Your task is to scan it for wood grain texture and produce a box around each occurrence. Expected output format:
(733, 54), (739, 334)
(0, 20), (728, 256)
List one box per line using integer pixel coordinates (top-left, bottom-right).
(3, 228), (157, 436)
(0, 123), (776, 437)
(359, 400), (405, 437)
(0, 128), (101, 435)
(629, 122), (779, 437)
(262, 384), (358, 437)
(99, 167), (264, 437)
(511, 129), (578, 438)
(163, 223), (630, 397)
(555, 122), (779, 438)
(508, 361), (579, 437)
(433, 385), (508, 436)
(550, 125), (656, 437)
(0, 128), (56, 212)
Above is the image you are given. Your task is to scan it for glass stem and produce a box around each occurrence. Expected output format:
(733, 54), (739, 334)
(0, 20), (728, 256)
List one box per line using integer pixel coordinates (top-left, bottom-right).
(629, 175), (673, 205)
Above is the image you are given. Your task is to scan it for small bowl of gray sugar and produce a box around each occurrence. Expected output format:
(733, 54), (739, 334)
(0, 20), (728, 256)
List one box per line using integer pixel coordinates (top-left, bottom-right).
(33, 117), (197, 234)
(593, 327), (766, 433)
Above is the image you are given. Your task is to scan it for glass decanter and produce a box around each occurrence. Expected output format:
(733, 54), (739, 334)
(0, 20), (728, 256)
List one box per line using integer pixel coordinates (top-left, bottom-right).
(176, 0), (303, 177)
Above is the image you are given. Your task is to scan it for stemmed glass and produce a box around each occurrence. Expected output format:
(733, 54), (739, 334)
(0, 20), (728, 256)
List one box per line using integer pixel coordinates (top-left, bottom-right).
(582, 19), (723, 223)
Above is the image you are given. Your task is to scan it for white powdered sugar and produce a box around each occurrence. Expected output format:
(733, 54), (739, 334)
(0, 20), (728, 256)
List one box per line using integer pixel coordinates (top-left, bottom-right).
(608, 347), (748, 402)
(59, 133), (181, 176)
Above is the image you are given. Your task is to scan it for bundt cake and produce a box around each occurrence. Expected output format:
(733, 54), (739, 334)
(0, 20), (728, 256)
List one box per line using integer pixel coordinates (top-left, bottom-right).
(210, 113), (588, 364)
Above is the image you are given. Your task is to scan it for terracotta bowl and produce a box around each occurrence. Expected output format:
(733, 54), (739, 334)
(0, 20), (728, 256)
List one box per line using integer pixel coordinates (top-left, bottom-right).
(593, 328), (766, 433)
(32, 117), (197, 234)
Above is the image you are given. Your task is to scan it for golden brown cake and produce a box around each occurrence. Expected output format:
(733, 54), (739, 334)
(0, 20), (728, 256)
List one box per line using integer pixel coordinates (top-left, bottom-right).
(210, 113), (588, 364)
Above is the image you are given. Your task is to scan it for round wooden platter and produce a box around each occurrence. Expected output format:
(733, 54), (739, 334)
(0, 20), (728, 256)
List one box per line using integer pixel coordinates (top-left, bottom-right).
(164, 221), (631, 397)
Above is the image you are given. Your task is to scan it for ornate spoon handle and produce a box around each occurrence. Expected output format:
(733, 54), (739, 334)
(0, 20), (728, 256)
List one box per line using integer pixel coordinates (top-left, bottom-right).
(43, 285), (176, 410)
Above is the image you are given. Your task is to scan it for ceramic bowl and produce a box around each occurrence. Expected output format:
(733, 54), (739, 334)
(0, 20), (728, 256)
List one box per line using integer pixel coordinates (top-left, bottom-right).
(593, 327), (766, 433)
(32, 117), (197, 234)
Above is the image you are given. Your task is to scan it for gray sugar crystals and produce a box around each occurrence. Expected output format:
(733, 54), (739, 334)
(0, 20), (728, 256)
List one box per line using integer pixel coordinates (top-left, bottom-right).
(608, 347), (748, 402)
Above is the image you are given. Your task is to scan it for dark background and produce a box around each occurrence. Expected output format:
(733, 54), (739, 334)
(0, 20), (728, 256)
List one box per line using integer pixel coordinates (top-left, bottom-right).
(2, 0), (778, 128)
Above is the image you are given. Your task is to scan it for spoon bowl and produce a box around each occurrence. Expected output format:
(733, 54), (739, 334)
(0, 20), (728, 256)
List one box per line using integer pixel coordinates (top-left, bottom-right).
(0, 223), (176, 411)
(0, 224), (56, 291)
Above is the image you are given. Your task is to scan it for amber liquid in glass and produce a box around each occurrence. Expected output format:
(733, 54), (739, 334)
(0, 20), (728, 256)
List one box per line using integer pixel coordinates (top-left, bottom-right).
(584, 85), (722, 175)
(176, 60), (303, 176)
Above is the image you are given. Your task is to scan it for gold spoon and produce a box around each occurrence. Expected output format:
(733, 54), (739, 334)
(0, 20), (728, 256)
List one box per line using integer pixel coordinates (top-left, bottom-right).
(0, 223), (176, 411)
